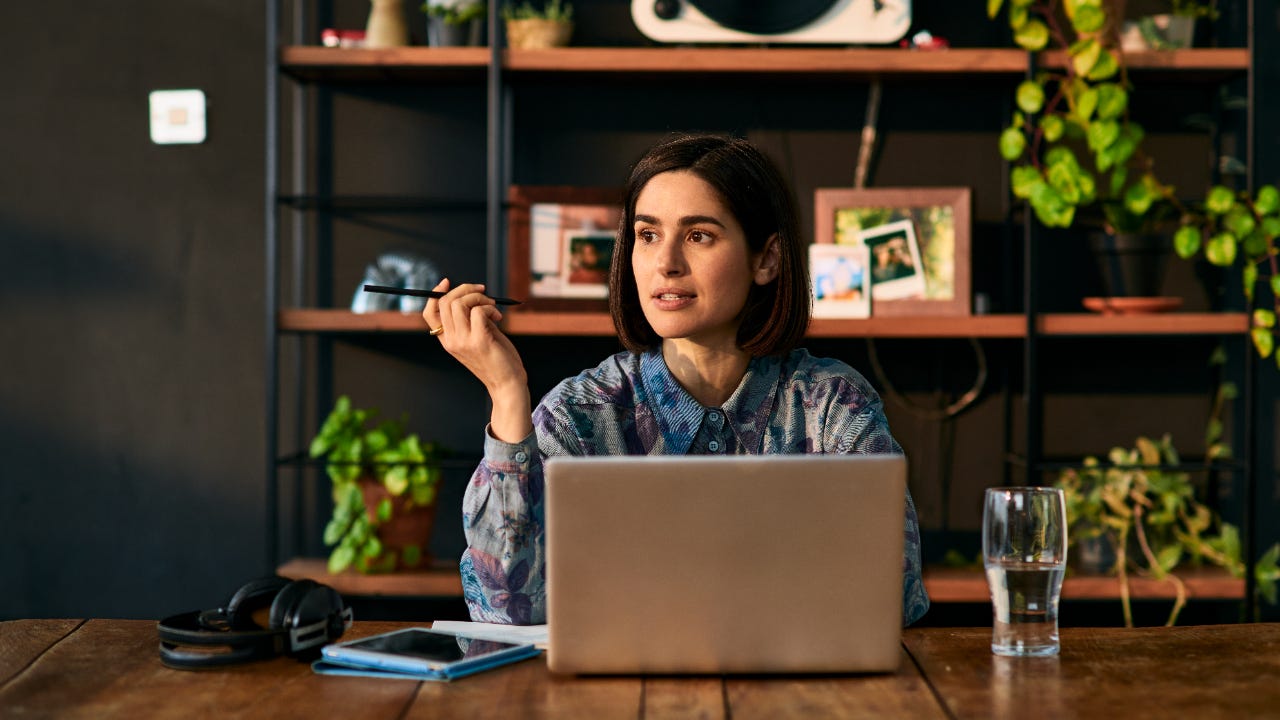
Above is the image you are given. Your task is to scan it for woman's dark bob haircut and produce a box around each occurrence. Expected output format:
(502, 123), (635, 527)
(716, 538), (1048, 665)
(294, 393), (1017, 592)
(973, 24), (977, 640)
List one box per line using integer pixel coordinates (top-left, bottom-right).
(608, 133), (810, 356)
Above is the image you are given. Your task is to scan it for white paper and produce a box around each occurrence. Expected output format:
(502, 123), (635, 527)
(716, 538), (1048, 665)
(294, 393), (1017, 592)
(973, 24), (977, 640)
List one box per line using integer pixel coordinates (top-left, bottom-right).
(430, 621), (549, 649)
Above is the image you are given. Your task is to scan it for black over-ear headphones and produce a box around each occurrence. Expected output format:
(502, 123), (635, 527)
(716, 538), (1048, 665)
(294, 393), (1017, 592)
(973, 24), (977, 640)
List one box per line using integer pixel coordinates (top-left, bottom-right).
(157, 575), (353, 670)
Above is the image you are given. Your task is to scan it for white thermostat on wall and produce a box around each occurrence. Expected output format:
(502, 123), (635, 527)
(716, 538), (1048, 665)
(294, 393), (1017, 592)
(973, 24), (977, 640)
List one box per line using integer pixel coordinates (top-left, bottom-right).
(631, 0), (911, 45)
(149, 89), (207, 145)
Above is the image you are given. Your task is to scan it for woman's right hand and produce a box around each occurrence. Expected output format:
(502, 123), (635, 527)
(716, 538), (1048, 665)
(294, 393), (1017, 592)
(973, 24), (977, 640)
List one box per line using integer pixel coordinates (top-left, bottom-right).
(423, 279), (533, 443)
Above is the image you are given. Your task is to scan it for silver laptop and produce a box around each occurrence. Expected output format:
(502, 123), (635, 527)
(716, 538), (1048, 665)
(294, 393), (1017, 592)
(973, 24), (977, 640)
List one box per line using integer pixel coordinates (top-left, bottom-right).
(545, 454), (906, 674)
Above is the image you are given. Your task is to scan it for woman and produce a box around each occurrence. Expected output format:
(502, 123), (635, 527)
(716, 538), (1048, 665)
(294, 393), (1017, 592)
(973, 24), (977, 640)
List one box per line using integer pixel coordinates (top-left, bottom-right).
(423, 133), (929, 626)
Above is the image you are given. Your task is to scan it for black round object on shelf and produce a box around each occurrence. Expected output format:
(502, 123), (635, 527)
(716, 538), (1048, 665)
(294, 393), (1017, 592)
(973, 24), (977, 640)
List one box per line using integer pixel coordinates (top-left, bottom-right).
(688, 0), (838, 35)
(653, 0), (681, 21)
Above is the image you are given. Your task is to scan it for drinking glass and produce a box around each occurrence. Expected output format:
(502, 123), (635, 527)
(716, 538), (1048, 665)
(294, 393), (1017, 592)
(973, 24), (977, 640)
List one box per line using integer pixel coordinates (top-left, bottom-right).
(982, 487), (1067, 657)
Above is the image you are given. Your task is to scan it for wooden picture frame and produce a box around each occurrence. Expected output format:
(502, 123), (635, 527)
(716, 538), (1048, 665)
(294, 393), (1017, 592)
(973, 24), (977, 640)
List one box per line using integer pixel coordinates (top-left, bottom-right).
(814, 187), (972, 317)
(507, 185), (624, 313)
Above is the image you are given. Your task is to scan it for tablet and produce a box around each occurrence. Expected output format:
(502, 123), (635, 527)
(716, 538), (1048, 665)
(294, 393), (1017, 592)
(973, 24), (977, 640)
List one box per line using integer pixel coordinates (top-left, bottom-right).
(320, 628), (539, 679)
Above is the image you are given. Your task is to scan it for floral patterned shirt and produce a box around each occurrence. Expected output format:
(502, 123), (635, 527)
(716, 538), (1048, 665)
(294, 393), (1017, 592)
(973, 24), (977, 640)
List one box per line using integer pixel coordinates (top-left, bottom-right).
(460, 348), (930, 626)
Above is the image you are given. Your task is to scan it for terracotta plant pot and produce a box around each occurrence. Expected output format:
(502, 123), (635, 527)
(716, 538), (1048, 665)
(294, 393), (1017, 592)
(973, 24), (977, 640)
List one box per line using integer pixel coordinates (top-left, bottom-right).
(358, 478), (437, 570)
(505, 19), (573, 49)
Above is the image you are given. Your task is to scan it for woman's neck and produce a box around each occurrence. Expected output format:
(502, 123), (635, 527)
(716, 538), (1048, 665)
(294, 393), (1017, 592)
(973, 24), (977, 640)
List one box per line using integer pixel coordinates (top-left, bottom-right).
(660, 339), (751, 407)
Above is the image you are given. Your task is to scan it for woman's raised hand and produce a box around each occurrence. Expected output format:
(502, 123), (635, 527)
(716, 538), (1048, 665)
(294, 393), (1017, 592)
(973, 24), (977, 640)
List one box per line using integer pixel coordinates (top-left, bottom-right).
(422, 279), (533, 443)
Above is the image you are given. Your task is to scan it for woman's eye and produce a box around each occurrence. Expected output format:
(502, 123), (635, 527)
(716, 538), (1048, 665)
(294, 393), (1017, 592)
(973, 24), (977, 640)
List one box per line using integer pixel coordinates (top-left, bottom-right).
(636, 229), (656, 243)
(688, 230), (712, 244)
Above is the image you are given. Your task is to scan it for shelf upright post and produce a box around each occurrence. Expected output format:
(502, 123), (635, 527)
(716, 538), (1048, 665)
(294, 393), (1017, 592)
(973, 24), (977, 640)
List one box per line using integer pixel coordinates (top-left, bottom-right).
(1022, 50), (1042, 486)
(1245, 0), (1280, 621)
(487, 0), (505, 293)
(264, 0), (281, 572)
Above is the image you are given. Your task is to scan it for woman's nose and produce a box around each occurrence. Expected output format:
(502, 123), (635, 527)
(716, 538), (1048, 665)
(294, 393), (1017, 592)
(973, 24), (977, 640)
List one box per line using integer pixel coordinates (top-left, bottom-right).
(655, 241), (686, 276)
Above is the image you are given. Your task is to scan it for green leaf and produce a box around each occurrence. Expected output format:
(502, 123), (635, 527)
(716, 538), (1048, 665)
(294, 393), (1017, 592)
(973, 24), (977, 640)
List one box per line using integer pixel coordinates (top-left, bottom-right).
(1123, 176), (1160, 216)
(1075, 88), (1099, 123)
(1245, 264), (1259, 299)
(1255, 309), (1277, 328)
(1087, 49), (1119, 81)
(376, 497), (393, 522)
(323, 516), (350, 546)
(1087, 120), (1120, 153)
(1016, 81), (1045, 114)
(1256, 185), (1280, 215)
(362, 535), (383, 559)
(1014, 19), (1050, 50)
(1040, 114), (1065, 142)
(328, 545), (356, 574)
(1251, 327), (1275, 358)
(385, 466), (410, 495)
(1244, 231), (1269, 257)
(1262, 216), (1280, 239)
(1272, 274), (1280, 297)
(1072, 4), (1106, 33)
(1095, 83), (1128, 120)
(1011, 166), (1041, 199)
(1225, 207), (1257, 238)
(1173, 225), (1202, 258)
(1072, 38), (1102, 77)
(402, 544), (422, 568)
(999, 126), (1027, 161)
(1205, 232), (1238, 267)
(1207, 186), (1237, 215)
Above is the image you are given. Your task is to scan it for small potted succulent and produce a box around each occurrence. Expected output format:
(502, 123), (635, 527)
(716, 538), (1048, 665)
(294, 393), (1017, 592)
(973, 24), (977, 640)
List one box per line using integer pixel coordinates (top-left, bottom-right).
(309, 395), (443, 574)
(422, 0), (487, 46)
(503, 0), (574, 49)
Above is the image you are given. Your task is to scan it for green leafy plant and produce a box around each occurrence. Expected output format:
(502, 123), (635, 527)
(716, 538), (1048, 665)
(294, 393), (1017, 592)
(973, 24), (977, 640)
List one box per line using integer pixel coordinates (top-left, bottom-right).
(1170, 0), (1219, 19)
(309, 395), (441, 574)
(421, 0), (486, 25)
(989, 0), (1280, 365)
(502, 0), (573, 22)
(1056, 433), (1280, 627)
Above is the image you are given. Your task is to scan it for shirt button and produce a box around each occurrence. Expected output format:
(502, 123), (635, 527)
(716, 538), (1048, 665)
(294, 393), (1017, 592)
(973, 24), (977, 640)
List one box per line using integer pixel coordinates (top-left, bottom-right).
(708, 440), (721, 452)
(514, 451), (528, 463)
(709, 412), (722, 426)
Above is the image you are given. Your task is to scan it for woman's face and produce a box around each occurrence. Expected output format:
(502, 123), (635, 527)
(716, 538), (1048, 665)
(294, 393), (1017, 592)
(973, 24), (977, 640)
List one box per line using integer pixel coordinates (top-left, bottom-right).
(631, 170), (776, 350)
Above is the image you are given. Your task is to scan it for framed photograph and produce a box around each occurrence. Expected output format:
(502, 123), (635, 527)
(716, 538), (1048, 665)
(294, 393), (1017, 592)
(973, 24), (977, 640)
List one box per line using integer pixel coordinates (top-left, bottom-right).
(810, 243), (871, 319)
(814, 187), (971, 317)
(508, 186), (623, 312)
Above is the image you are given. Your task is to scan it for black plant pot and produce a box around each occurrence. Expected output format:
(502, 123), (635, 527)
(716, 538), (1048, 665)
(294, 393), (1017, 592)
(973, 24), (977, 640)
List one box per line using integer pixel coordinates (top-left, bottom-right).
(1088, 231), (1172, 297)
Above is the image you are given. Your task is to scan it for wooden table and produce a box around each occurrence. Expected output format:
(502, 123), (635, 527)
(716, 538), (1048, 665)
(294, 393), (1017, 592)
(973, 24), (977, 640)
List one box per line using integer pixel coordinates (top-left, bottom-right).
(3, 620), (1278, 718)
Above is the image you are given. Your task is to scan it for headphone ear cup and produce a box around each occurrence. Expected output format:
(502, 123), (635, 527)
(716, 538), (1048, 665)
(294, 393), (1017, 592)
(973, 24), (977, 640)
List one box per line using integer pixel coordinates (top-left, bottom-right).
(269, 579), (319, 632)
(225, 576), (292, 630)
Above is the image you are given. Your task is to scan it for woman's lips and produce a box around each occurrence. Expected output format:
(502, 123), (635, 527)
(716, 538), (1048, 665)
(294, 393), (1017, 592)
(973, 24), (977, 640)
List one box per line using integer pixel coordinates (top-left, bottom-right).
(651, 290), (695, 311)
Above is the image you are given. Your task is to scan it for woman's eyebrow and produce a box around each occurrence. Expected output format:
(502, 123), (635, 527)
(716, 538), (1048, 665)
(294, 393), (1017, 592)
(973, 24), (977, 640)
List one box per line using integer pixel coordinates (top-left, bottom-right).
(634, 213), (726, 228)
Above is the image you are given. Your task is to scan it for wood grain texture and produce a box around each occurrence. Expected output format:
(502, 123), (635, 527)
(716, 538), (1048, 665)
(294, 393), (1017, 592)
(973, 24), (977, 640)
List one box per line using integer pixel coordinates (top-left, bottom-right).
(0, 619), (83, 688)
(277, 557), (463, 597)
(725, 649), (947, 720)
(904, 625), (1280, 720)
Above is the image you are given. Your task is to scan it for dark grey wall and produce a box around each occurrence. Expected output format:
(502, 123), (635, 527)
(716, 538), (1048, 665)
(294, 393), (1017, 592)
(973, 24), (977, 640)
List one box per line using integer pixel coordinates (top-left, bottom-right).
(1, 3), (267, 619)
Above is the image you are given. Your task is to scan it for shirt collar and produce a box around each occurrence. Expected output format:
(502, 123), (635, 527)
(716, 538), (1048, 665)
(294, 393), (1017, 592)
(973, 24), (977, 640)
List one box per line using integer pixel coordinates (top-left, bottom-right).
(640, 349), (782, 454)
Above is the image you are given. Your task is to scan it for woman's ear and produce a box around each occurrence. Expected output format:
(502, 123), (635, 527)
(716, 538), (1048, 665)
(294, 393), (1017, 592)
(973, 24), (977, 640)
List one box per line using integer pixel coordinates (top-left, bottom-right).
(753, 234), (782, 285)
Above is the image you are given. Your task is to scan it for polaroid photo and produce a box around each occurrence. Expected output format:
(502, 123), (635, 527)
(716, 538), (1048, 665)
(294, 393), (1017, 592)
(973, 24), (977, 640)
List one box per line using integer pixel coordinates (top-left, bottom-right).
(528, 202), (618, 299)
(858, 219), (927, 301)
(558, 230), (614, 298)
(810, 243), (871, 319)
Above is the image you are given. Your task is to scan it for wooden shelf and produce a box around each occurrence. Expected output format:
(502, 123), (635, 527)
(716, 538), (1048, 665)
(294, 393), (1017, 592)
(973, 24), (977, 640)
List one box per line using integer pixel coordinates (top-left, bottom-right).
(279, 46), (1248, 83)
(923, 566), (1244, 603)
(278, 557), (462, 597)
(279, 309), (1250, 338)
(1039, 312), (1248, 335)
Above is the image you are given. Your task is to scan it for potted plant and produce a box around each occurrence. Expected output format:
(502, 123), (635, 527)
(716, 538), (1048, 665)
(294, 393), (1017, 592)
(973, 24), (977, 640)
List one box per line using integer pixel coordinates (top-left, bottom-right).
(990, 0), (1280, 364)
(309, 395), (443, 574)
(422, 0), (486, 47)
(502, 0), (574, 49)
(1055, 433), (1279, 627)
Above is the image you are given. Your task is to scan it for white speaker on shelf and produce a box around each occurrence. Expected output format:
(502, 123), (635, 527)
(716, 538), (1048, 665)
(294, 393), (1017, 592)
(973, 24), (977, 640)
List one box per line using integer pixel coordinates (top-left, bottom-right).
(631, 0), (911, 45)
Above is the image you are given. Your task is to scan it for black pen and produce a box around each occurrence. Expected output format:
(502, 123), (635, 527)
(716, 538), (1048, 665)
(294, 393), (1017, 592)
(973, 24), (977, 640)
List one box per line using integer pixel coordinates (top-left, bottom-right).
(362, 284), (523, 306)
